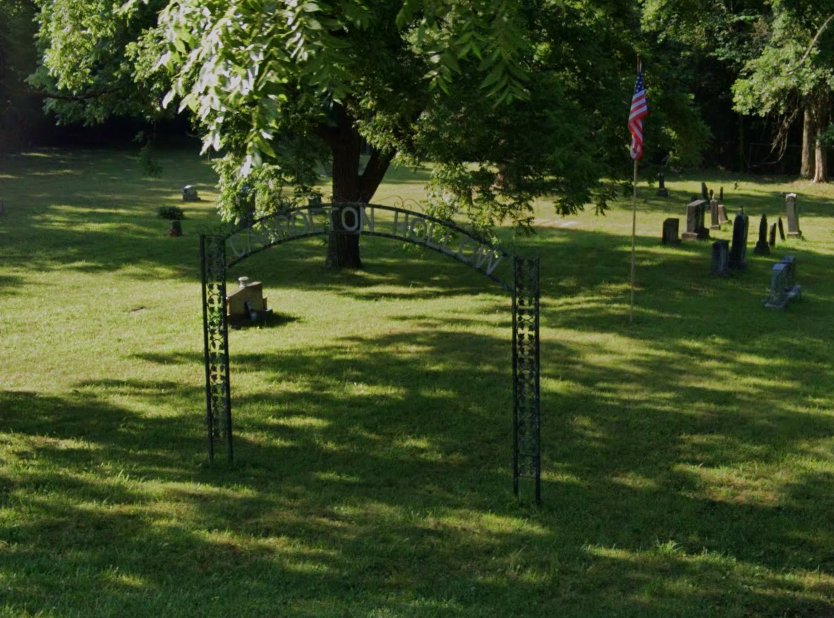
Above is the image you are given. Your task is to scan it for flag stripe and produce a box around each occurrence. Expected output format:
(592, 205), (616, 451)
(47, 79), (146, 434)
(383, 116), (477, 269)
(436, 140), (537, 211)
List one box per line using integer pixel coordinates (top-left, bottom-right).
(628, 69), (648, 161)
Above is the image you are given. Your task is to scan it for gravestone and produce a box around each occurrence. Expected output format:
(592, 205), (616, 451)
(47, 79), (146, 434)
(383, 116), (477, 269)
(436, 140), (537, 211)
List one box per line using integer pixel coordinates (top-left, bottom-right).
(764, 255), (801, 309)
(717, 204), (728, 225)
(719, 187), (724, 203)
(682, 199), (709, 240)
(728, 213), (749, 270)
(226, 277), (271, 325)
(769, 223), (777, 248)
(711, 240), (730, 276)
(657, 173), (669, 197)
(754, 214), (770, 255)
(182, 185), (200, 202)
(785, 193), (802, 238)
(662, 218), (680, 245)
(778, 217), (785, 241)
(701, 182), (709, 201)
(709, 199), (721, 229)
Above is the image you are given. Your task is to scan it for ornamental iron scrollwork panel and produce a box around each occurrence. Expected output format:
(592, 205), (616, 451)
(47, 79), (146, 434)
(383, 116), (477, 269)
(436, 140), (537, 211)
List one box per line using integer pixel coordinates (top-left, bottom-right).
(201, 234), (233, 462)
(512, 256), (541, 503)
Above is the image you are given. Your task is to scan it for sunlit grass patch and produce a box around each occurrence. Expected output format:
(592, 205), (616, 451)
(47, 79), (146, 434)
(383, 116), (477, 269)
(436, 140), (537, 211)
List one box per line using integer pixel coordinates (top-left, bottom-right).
(1, 149), (834, 615)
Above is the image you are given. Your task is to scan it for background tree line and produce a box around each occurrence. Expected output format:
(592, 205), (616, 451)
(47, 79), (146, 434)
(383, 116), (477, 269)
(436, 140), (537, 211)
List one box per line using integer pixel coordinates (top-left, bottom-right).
(1, 0), (832, 260)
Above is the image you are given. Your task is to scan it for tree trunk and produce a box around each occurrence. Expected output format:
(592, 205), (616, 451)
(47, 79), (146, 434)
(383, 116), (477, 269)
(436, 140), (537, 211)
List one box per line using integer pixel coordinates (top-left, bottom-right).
(813, 100), (829, 183)
(326, 111), (364, 269)
(801, 107), (814, 179)
(320, 104), (395, 268)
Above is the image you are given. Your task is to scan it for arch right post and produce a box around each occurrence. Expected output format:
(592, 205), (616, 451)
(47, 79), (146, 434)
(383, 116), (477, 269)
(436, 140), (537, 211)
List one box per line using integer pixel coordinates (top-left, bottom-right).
(512, 256), (541, 503)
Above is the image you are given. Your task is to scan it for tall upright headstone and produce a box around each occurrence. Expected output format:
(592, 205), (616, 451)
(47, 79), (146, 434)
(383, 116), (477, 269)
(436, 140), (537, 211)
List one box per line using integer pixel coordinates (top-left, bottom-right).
(778, 217), (785, 241)
(701, 182), (709, 201)
(657, 172), (669, 197)
(717, 204), (728, 225)
(682, 199), (709, 241)
(728, 213), (749, 270)
(710, 199), (721, 229)
(769, 223), (777, 248)
(785, 193), (802, 238)
(754, 214), (770, 255)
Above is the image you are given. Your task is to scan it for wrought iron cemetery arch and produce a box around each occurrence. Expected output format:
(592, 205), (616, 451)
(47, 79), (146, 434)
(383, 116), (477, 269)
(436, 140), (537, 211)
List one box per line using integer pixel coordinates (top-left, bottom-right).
(200, 203), (541, 501)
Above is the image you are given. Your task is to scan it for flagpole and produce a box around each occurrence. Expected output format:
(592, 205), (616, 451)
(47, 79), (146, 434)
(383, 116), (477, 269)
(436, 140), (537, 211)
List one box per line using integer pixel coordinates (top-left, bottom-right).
(629, 157), (638, 324)
(629, 56), (641, 325)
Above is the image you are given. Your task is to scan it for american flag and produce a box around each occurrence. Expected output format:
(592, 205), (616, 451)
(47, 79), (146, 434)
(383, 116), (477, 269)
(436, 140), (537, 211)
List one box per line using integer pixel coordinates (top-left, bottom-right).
(629, 70), (648, 161)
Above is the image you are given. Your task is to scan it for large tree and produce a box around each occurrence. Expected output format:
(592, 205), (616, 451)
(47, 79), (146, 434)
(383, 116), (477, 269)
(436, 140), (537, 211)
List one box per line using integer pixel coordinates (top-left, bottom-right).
(33, 0), (704, 265)
(732, 2), (834, 182)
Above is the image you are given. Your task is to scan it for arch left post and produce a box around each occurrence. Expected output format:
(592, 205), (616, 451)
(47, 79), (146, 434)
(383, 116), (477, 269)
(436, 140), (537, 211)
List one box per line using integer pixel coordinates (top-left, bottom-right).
(200, 234), (234, 462)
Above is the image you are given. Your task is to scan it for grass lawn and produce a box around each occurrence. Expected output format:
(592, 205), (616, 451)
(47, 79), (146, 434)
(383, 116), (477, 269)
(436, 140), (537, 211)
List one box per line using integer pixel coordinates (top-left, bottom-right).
(2, 147), (834, 616)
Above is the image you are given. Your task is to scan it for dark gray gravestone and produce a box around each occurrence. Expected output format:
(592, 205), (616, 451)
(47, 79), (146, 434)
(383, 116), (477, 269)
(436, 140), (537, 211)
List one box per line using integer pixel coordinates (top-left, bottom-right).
(710, 199), (721, 229)
(719, 187), (724, 202)
(754, 214), (770, 255)
(182, 185), (200, 202)
(682, 199), (709, 240)
(785, 193), (802, 238)
(711, 240), (730, 276)
(769, 223), (777, 247)
(778, 217), (785, 241)
(657, 173), (669, 197)
(728, 213), (749, 270)
(701, 182), (709, 201)
(662, 218), (680, 245)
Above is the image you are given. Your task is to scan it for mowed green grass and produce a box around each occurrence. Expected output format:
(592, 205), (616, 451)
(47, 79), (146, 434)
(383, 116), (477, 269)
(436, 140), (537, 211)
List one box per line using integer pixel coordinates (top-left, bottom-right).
(2, 148), (834, 616)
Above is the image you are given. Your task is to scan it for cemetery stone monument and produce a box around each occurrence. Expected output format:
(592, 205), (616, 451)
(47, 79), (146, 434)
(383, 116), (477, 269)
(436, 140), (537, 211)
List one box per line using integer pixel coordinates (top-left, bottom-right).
(662, 218), (680, 245)
(711, 240), (730, 276)
(710, 199), (721, 229)
(182, 185), (200, 202)
(728, 213), (749, 270)
(701, 182), (709, 201)
(764, 256), (801, 309)
(226, 277), (272, 325)
(785, 193), (802, 238)
(657, 173), (669, 197)
(682, 199), (709, 240)
(769, 223), (777, 248)
(754, 215), (770, 255)
(778, 217), (785, 241)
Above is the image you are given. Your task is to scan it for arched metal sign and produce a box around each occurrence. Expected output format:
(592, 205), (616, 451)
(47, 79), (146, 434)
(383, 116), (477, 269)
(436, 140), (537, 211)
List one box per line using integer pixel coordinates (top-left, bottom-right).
(200, 203), (541, 501)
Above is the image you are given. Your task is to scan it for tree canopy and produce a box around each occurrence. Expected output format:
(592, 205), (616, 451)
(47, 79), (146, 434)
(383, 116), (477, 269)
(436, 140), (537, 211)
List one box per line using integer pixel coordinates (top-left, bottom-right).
(20, 0), (834, 262)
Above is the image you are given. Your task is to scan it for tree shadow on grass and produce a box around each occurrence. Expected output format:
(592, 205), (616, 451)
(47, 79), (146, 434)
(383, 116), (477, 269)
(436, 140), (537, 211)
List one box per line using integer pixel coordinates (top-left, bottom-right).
(3, 301), (834, 615)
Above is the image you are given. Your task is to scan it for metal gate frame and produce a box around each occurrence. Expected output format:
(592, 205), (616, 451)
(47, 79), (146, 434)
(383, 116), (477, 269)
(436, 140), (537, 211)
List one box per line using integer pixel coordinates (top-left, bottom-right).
(201, 203), (541, 501)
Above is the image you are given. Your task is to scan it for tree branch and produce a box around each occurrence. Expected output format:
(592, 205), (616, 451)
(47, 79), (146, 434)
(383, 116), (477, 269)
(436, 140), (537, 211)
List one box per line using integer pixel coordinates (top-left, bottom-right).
(789, 12), (834, 74)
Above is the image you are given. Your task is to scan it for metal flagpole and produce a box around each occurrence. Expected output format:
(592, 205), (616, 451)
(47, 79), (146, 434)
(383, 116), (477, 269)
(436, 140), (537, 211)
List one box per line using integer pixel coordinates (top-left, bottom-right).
(628, 57), (641, 325)
(629, 157), (638, 324)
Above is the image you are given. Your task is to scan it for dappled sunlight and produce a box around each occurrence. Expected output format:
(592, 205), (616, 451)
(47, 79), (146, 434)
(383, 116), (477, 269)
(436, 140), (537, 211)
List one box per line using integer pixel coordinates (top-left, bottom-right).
(4, 150), (834, 614)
